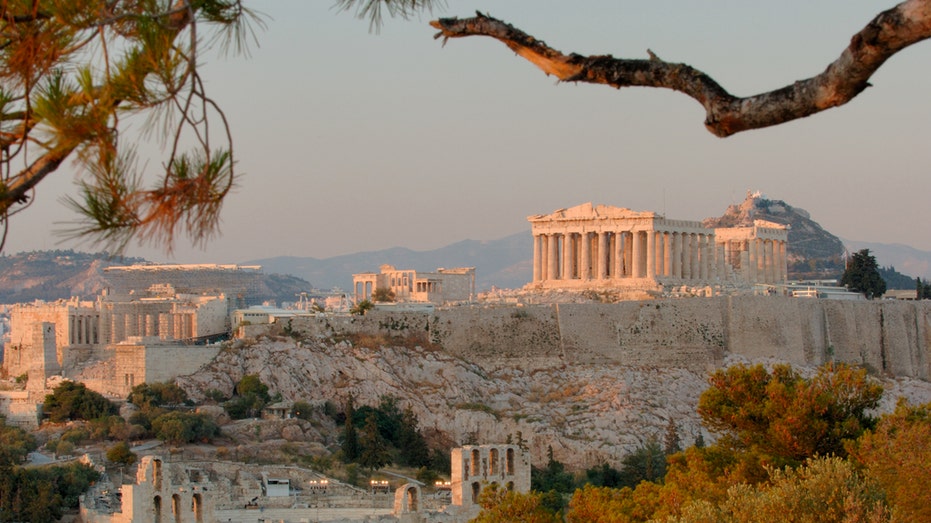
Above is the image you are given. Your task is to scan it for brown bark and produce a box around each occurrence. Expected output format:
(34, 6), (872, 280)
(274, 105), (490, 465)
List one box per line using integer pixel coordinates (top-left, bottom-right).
(430, 1), (931, 137)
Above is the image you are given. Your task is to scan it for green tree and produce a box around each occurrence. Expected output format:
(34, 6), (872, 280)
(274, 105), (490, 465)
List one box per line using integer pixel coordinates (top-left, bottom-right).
(0, 416), (38, 466)
(396, 406), (430, 468)
(372, 287), (396, 302)
(841, 249), (887, 299)
(663, 419), (682, 456)
(617, 438), (666, 488)
(127, 382), (189, 410)
(350, 299), (374, 315)
(106, 441), (137, 465)
(358, 412), (391, 470)
(341, 394), (361, 462)
(43, 381), (117, 422)
(532, 446), (575, 494)
(150, 411), (219, 444)
(223, 374), (271, 419)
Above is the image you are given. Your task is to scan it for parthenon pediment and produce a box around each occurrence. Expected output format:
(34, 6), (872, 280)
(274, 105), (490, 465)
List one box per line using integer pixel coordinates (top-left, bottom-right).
(528, 202), (657, 222)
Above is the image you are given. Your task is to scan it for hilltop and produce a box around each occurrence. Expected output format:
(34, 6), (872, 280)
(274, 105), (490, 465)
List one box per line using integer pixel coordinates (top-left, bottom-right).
(0, 250), (311, 305)
(703, 192), (846, 279)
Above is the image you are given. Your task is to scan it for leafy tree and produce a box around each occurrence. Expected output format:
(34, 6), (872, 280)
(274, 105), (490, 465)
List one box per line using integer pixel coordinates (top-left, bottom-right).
(669, 457), (890, 523)
(472, 484), (562, 523)
(841, 249), (887, 299)
(848, 400), (931, 522)
(236, 374), (270, 400)
(532, 446), (575, 494)
(350, 299), (374, 315)
(396, 406), (430, 467)
(150, 411), (219, 444)
(429, 4), (931, 137)
(372, 287), (396, 303)
(54, 440), (75, 459)
(0, 416), (37, 466)
(223, 374), (271, 419)
(43, 381), (117, 422)
(0, 462), (99, 523)
(617, 438), (666, 488)
(341, 394), (361, 462)
(698, 363), (882, 468)
(584, 463), (623, 489)
(663, 419), (682, 456)
(916, 277), (931, 299)
(568, 484), (638, 523)
(106, 441), (137, 466)
(358, 412), (391, 470)
(127, 382), (189, 410)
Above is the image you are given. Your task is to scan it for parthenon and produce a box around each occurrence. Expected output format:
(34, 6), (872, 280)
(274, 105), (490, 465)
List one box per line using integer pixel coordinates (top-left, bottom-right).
(528, 203), (788, 290)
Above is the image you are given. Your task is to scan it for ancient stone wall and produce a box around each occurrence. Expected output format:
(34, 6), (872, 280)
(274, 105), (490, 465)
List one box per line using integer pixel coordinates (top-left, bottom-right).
(283, 298), (931, 379)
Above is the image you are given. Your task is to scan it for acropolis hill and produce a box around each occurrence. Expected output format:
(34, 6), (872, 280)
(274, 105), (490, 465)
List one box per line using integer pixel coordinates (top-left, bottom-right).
(2, 195), (931, 473)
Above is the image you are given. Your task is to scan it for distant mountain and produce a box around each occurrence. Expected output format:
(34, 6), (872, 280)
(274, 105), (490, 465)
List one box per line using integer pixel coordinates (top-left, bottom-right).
(244, 233), (533, 292)
(3, 201), (929, 301)
(0, 250), (143, 303)
(0, 250), (312, 305)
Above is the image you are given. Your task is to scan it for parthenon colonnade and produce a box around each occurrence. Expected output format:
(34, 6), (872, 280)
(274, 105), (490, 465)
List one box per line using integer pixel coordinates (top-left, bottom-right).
(528, 203), (788, 289)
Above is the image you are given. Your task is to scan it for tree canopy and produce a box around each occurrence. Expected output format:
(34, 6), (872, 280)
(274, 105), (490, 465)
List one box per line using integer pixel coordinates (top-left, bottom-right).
(0, 0), (262, 253)
(841, 249), (887, 299)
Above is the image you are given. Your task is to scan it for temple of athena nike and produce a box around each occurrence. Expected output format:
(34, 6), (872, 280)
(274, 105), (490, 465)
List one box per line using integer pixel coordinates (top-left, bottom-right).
(528, 203), (788, 292)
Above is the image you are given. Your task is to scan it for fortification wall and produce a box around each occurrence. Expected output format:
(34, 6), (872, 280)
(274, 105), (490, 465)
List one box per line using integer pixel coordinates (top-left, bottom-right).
(283, 298), (931, 378)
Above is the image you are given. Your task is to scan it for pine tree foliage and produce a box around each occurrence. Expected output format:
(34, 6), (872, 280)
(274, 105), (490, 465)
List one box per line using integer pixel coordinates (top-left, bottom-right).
(0, 0), (267, 253)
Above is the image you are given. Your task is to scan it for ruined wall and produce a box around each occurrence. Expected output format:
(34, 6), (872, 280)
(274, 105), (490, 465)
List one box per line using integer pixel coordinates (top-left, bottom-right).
(284, 298), (931, 378)
(112, 344), (222, 397)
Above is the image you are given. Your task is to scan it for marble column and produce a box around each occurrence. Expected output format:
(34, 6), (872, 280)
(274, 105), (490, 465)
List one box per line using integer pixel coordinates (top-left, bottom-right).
(562, 233), (574, 280)
(547, 233), (559, 282)
(598, 232), (610, 280)
(533, 235), (542, 283)
(613, 232), (623, 278)
(581, 233), (592, 280)
(631, 232), (642, 278)
(646, 230), (655, 278)
(672, 232), (682, 279)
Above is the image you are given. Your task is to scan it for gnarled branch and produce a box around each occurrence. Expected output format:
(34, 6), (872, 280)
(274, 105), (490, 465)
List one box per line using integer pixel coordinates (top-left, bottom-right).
(430, 1), (931, 137)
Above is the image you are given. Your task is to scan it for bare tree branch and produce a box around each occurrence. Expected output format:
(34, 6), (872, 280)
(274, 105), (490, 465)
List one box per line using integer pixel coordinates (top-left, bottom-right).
(430, 1), (931, 137)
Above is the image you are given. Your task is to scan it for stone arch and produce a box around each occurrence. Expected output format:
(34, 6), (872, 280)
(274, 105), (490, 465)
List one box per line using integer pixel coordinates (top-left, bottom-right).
(153, 458), (163, 491)
(506, 481), (514, 491)
(506, 448), (515, 475)
(393, 483), (422, 515)
(153, 495), (162, 523)
(470, 448), (480, 477)
(192, 493), (204, 523)
(471, 481), (481, 504)
(171, 493), (182, 523)
(489, 448), (500, 476)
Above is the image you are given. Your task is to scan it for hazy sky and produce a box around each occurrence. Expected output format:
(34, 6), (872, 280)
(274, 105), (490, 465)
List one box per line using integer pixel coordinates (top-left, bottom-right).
(7, 1), (931, 263)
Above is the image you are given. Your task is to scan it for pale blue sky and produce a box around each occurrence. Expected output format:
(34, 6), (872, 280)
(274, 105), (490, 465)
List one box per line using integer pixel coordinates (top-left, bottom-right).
(8, 1), (931, 263)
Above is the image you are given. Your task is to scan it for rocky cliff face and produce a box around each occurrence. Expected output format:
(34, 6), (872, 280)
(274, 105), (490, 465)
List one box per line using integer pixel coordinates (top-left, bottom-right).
(177, 298), (931, 470)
